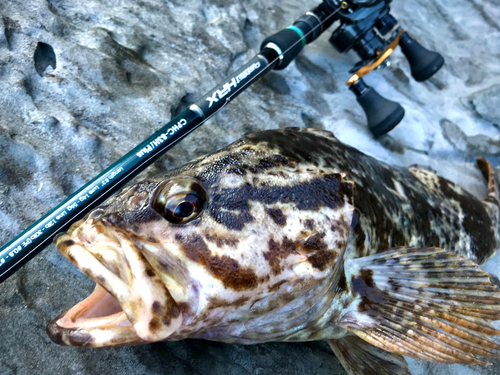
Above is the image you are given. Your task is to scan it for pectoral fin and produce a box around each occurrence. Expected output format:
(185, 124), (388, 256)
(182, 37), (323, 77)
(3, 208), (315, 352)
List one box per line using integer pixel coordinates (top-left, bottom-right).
(339, 247), (500, 365)
(328, 335), (410, 375)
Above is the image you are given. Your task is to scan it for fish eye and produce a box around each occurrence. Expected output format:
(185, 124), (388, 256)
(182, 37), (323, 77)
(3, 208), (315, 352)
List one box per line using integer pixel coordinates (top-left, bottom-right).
(152, 179), (207, 224)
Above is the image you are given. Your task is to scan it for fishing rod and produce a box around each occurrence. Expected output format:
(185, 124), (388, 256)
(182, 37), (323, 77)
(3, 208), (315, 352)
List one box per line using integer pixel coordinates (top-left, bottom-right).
(0, 0), (444, 284)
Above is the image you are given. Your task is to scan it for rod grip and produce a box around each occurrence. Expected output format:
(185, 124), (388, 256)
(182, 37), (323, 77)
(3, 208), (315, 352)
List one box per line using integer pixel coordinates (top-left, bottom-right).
(261, 28), (305, 70)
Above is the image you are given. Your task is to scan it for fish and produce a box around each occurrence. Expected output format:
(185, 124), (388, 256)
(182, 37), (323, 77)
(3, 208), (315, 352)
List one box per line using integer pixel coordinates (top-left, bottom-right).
(47, 127), (500, 374)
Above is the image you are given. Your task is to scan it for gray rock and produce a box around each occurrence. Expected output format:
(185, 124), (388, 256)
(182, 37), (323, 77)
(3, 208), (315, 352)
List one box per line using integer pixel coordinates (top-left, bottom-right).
(0, 0), (499, 374)
(468, 84), (500, 127)
(440, 118), (500, 156)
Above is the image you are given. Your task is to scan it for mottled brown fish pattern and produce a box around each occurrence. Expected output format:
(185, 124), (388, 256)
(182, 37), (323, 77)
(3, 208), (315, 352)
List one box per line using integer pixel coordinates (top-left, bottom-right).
(240, 129), (499, 264)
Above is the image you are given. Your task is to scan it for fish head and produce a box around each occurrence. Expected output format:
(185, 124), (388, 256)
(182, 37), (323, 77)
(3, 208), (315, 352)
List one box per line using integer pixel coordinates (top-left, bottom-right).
(47, 129), (355, 347)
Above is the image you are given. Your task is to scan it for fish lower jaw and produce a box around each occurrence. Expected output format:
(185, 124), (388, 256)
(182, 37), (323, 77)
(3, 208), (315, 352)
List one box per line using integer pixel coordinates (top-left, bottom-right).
(46, 284), (143, 347)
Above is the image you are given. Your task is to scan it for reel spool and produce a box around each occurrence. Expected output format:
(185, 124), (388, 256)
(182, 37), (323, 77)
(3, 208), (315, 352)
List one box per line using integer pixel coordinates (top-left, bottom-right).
(327, 0), (445, 137)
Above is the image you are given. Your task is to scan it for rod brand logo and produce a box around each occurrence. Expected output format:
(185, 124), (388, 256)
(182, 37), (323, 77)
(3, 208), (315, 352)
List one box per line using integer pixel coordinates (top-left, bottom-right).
(206, 62), (261, 108)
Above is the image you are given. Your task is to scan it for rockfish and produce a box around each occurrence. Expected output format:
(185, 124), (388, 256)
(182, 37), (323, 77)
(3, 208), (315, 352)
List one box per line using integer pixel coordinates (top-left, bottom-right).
(47, 128), (500, 374)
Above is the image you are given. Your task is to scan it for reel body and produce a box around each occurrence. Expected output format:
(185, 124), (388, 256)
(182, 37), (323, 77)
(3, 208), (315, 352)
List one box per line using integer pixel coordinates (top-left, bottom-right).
(326, 0), (444, 137)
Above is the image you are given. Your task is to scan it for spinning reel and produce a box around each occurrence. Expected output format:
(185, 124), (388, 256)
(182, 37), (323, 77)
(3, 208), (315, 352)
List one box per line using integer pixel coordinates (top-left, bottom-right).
(327, 0), (445, 137)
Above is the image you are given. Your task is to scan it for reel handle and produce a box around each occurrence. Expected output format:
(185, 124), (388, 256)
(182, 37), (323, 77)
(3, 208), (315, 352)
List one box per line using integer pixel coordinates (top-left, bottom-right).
(399, 32), (445, 82)
(350, 78), (405, 138)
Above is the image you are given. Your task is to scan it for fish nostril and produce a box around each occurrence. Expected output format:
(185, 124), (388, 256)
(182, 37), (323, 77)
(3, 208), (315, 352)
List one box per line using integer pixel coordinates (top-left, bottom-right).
(34, 42), (56, 76)
(127, 191), (149, 209)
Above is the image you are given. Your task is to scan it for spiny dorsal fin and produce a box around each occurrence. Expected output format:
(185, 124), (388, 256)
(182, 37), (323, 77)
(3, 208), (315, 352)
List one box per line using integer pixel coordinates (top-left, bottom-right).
(328, 335), (410, 375)
(339, 247), (500, 365)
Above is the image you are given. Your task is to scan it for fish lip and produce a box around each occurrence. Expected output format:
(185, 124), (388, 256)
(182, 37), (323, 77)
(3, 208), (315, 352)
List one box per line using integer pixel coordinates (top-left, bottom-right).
(49, 219), (184, 346)
(46, 320), (96, 347)
(46, 311), (143, 347)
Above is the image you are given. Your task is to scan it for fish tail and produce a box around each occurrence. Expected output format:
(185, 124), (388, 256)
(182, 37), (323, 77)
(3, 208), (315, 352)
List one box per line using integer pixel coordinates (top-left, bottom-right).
(477, 158), (499, 203)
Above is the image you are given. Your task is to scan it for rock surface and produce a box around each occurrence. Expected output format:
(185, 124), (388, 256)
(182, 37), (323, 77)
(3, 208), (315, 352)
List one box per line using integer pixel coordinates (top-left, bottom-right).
(0, 0), (500, 374)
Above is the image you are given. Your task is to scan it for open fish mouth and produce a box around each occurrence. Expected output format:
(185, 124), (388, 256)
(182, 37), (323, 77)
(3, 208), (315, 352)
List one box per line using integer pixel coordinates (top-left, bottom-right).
(46, 283), (142, 347)
(47, 217), (183, 347)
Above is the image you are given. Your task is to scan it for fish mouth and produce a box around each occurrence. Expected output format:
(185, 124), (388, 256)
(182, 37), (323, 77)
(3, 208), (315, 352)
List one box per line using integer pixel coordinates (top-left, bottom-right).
(47, 218), (183, 347)
(46, 284), (142, 347)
